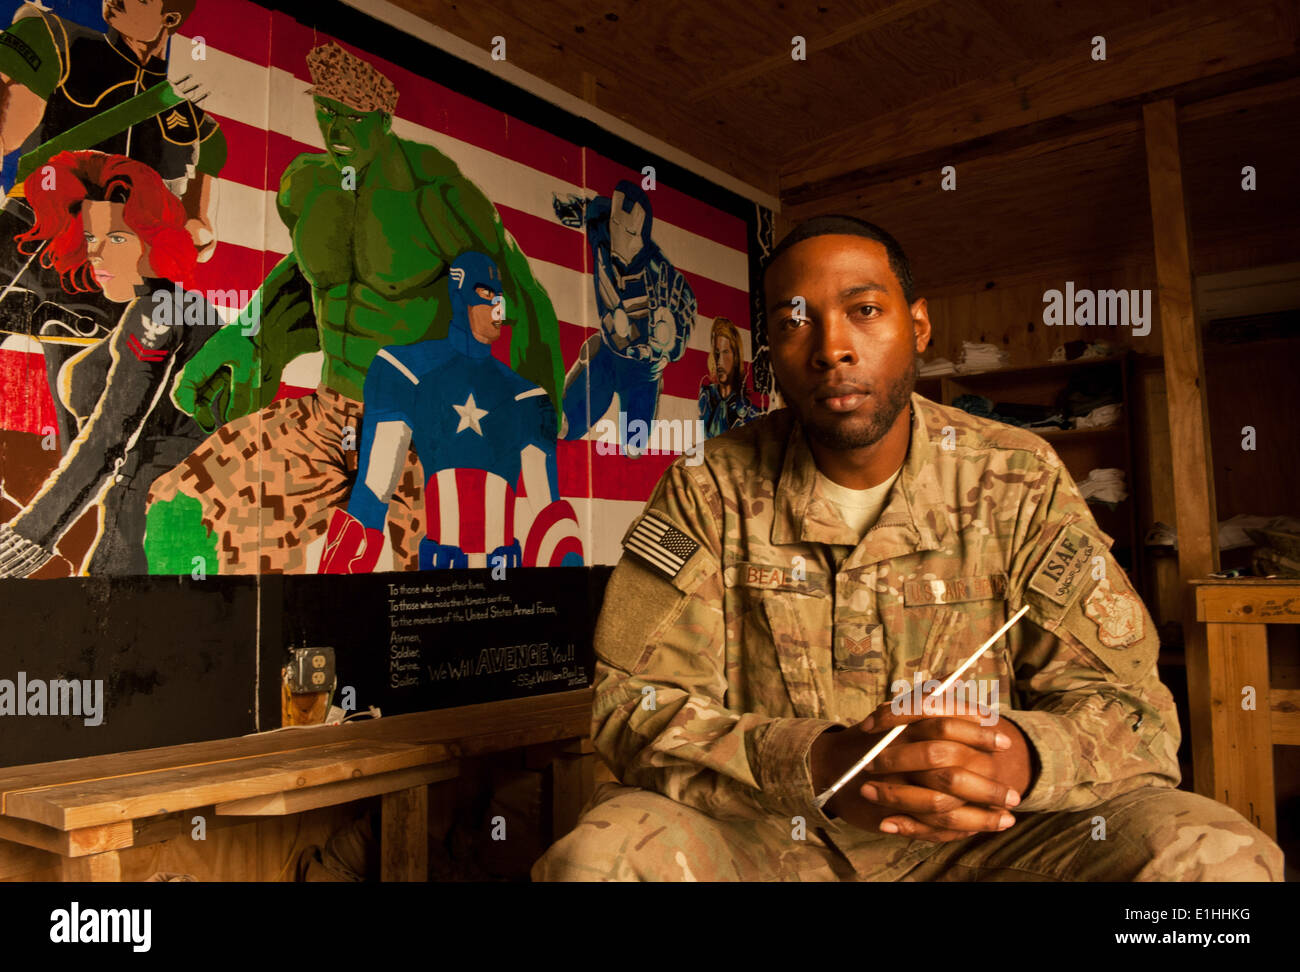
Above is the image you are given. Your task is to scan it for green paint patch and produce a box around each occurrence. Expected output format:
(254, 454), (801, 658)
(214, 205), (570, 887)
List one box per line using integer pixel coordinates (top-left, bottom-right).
(145, 494), (218, 576)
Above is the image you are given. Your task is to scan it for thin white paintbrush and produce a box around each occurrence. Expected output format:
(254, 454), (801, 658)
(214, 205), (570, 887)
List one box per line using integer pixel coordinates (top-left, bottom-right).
(813, 604), (1030, 810)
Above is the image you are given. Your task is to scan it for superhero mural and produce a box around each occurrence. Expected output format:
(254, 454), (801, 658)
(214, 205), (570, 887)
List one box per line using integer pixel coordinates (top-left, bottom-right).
(319, 251), (582, 573)
(553, 180), (697, 456)
(0, 0), (225, 577)
(145, 41), (568, 575)
(698, 316), (760, 439)
(0, 0), (766, 578)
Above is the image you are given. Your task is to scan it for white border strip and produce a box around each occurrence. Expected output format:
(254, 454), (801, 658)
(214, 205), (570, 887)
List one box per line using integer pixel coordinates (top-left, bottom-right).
(343, 0), (780, 212)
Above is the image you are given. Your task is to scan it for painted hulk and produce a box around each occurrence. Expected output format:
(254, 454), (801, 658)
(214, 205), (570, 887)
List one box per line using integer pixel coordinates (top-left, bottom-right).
(146, 43), (563, 574)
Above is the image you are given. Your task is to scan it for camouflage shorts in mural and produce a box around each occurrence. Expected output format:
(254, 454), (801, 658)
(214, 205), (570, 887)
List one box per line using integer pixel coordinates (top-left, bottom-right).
(147, 387), (425, 574)
(532, 783), (1284, 882)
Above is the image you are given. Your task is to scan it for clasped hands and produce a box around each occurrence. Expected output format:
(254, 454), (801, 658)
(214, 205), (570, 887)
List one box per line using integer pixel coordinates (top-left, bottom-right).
(808, 701), (1035, 843)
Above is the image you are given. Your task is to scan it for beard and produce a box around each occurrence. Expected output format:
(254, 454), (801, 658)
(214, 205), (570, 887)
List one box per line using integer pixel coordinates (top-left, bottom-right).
(777, 352), (918, 451)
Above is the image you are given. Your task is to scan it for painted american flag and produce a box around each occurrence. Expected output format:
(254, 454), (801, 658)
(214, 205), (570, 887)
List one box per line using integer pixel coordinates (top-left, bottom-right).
(0, 0), (763, 566)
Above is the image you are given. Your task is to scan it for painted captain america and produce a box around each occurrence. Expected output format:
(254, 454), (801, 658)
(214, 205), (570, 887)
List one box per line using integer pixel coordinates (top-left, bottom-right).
(553, 179), (697, 454)
(319, 251), (583, 573)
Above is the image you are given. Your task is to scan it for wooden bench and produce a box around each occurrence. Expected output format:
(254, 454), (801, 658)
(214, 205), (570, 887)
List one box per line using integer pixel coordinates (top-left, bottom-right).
(0, 688), (595, 881)
(1191, 578), (1300, 840)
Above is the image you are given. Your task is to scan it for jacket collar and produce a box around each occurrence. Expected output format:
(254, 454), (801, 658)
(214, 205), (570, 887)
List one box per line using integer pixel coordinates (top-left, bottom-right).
(772, 392), (948, 566)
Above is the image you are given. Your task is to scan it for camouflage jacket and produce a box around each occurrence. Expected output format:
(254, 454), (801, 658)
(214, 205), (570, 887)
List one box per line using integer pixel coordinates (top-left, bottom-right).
(591, 393), (1180, 876)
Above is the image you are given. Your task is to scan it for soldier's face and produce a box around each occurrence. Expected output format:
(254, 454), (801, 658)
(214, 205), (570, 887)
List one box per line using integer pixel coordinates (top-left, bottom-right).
(104, 0), (177, 44)
(765, 234), (930, 451)
(82, 201), (150, 303)
(314, 97), (389, 172)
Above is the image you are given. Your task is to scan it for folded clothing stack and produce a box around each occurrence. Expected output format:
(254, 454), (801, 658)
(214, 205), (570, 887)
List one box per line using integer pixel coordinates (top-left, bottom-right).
(1145, 516), (1300, 577)
(1078, 467), (1128, 505)
(1049, 340), (1114, 363)
(919, 356), (956, 376)
(956, 342), (1009, 373)
(951, 395), (1069, 430)
(1248, 522), (1300, 578)
(1074, 402), (1123, 430)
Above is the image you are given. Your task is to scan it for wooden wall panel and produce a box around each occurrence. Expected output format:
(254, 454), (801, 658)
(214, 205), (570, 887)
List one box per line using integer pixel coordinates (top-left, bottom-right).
(921, 265), (1163, 369)
(1202, 336), (1300, 520)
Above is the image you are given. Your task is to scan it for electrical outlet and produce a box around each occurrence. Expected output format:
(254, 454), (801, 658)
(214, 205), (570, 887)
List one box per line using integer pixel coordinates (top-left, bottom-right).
(286, 645), (335, 694)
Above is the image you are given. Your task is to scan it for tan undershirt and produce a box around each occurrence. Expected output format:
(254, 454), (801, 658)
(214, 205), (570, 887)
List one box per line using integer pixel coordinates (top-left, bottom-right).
(814, 464), (904, 537)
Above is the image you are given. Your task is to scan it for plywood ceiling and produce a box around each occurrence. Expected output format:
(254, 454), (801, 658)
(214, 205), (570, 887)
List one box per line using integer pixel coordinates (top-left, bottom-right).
(385, 0), (1298, 285)
(385, 0), (1298, 196)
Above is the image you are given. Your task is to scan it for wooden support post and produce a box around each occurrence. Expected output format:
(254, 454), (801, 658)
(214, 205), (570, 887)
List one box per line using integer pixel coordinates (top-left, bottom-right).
(61, 850), (121, 882)
(380, 784), (427, 882)
(550, 754), (594, 843)
(1201, 622), (1276, 838)
(1142, 98), (1220, 797)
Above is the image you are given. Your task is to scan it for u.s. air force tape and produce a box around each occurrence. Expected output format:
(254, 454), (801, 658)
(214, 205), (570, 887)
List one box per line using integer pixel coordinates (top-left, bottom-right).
(624, 513), (700, 580)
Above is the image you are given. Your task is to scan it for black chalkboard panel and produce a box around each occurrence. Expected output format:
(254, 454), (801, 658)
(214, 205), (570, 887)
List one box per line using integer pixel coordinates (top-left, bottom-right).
(260, 567), (612, 725)
(0, 576), (259, 767)
(0, 568), (614, 768)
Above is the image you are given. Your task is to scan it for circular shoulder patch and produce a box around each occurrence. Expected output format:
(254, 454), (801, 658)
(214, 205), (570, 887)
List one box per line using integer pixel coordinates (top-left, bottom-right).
(1083, 576), (1145, 648)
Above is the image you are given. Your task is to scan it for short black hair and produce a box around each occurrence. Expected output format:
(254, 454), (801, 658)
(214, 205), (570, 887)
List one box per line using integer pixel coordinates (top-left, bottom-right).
(763, 214), (916, 305)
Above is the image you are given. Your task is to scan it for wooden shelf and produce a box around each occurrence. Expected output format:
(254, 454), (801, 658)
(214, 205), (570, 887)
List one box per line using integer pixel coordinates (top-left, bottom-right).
(920, 351), (1143, 593)
(1039, 425), (1124, 441)
(918, 354), (1128, 385)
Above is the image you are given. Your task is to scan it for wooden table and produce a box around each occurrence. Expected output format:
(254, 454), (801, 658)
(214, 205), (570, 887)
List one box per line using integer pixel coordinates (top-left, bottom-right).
(1191, 579), (1300, 840)
(0, 688), (594, 881)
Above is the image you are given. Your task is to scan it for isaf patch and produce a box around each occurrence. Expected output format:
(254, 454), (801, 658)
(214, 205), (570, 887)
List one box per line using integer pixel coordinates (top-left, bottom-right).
(1083, 575), (1145, 647)
(1028, 524), (1096, 607)
(624, 513), (699, 580)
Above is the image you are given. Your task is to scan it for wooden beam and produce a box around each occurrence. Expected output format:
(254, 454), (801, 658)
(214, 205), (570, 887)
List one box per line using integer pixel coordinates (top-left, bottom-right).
(781, 0), (1294, 192)
(1180, 73), (1300, 123)
(784, 57), (1300, 213)
(1196, 584), (1300, 623)
(214, 762), (458, 817)
(785, 117), (1142, 222)
(61, 850), (121, 882)
(1144, 96), (1221, 801)
(687, 0), (941, 102)
(0, 816), (132, 858)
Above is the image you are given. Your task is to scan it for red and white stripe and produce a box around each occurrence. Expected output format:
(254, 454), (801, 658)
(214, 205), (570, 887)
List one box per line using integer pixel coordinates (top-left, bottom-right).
(424, 467), (514, 567)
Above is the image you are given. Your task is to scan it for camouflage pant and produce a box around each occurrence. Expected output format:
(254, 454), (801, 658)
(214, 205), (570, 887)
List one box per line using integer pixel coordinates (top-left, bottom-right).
(532, 782), (1285, 882)
(147, 387), (424, 573)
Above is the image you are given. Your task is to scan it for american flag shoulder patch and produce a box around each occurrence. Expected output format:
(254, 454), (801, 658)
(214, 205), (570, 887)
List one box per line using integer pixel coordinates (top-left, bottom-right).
(624, 513), (700, 580)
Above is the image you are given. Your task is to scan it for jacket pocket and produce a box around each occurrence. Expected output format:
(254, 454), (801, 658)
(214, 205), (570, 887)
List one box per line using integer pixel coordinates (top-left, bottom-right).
(761, 592), (830, 720)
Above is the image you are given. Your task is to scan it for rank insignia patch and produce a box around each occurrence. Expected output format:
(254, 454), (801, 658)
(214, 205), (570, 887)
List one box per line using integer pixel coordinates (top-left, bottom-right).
(1083, 576), (1145, 647)
(127, 333), (168, 363)
(625, 513), (699, 580)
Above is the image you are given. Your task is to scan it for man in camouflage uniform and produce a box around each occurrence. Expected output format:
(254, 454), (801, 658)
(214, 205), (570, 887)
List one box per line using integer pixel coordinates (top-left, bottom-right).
(533, 216), (1284, 881)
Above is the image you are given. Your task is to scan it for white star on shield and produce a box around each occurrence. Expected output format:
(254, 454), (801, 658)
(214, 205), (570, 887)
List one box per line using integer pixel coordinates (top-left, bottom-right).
(453, 392), (489, 435)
